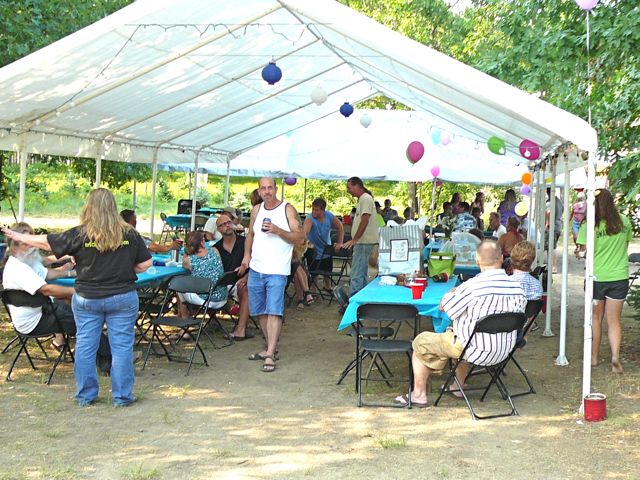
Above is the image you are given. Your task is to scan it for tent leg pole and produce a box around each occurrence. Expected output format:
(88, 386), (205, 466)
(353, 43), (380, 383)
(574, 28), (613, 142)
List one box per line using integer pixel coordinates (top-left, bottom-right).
(150, 150), (158, 239)
(17, 134), (27, 221)
(543, 158), (557, 337)
(191, 152), (200, 231)
(556, 154), (570, 366)
(224, 156), (231, 207)
(580, 149), (597, 413)
(302, 178), (307, 215)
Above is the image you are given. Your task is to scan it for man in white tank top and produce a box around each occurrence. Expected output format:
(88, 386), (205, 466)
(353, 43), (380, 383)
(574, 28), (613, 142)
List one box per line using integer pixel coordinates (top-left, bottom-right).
(240, 177), (303, 372)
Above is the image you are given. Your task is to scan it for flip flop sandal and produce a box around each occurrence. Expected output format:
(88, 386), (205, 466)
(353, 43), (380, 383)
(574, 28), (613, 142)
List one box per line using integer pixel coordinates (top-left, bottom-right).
(297, 300), (305, 310)
(262, 355), (276, 373)
(393, 394), (429, 408)
(248, 351), (279, 361)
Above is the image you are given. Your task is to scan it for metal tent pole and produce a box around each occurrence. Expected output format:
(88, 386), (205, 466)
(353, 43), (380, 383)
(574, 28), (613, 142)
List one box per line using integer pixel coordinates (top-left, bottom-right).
(556, 153), (571, 366)
(543, 157), (557, 337)
(17, 134), (27, 221)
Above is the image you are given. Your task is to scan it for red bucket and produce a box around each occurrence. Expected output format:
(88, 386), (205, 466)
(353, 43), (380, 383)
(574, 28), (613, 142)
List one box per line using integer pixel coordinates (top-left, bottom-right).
(584, 393), (607, 422)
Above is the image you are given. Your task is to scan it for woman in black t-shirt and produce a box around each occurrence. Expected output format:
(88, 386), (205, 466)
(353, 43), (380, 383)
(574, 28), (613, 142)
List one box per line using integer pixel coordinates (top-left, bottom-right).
(3, 188), (152, 407)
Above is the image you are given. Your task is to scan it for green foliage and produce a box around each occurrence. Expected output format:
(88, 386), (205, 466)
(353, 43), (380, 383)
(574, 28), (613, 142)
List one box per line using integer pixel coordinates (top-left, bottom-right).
(70, 159), (152, 189)
(158, 177), (173, 202)
(195, 186), (210, 206)
(0, 0), (133, 67)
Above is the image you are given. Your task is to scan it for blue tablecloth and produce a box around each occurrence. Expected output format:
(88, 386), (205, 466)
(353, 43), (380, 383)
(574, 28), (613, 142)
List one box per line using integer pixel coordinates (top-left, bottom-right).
(338, 275), (459, 333)
(165, 214), (209, 229)
(51, 266), (187, 288)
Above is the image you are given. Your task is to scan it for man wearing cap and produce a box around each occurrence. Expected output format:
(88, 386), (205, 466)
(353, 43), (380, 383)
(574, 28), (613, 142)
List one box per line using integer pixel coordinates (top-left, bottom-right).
(222, 206), (246, 234)
(120, 209), (180, 253)
(213, 212), (253, 341)
(241, 177), (303, 372)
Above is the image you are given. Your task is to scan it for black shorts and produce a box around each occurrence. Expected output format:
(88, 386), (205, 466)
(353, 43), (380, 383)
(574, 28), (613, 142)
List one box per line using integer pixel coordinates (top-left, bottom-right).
(593, 279), (629, 301)
(309, 256), (333, 274)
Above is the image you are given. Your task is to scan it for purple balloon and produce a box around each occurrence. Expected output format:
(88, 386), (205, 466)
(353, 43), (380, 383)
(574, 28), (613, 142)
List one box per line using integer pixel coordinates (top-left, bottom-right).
(575, 0), (599, 10)
(520, 184), (531, 195)
(284, 177), (297, 186)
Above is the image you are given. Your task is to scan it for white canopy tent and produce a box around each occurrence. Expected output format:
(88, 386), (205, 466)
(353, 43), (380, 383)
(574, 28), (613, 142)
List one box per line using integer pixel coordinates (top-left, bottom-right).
(172, 109), (536, 184)
(0, 0), (598, 409)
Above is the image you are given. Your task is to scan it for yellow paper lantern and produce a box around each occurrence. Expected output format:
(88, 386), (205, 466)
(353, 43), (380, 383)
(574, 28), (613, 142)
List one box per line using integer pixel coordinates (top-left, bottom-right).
(515, 201), (529, 217)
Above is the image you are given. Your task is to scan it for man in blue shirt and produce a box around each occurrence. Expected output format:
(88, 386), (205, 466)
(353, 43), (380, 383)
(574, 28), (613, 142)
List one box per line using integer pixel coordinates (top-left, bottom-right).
(303, 198), (344, 293)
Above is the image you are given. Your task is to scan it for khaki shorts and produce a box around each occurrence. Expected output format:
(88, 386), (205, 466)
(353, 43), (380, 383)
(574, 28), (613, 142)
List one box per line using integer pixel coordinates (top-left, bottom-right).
(412, 330), (464, 371)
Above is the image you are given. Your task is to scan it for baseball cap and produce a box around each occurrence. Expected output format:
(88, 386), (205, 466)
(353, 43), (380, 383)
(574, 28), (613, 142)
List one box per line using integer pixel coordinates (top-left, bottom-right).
(222, 206), (237, 219)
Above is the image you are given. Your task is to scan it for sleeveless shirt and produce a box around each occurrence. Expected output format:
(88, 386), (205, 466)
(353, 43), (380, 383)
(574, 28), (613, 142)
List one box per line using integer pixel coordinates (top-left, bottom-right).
(250, 201), (293, 275)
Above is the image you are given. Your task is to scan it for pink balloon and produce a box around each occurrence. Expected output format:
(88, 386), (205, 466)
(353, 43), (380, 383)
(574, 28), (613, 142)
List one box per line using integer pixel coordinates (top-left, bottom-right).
(406, 141), (425, 163)
(430, 165), (440, 178)
(520, 184), (531, 195)
(519, 139), (540, 160)
(440, 131), (452, 146)
(575, 0), (599, 10)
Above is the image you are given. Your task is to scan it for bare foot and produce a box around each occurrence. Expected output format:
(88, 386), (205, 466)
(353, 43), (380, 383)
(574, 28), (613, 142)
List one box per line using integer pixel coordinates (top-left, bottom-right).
(611, 359), (624, 374)
(591, 358), (598, 367)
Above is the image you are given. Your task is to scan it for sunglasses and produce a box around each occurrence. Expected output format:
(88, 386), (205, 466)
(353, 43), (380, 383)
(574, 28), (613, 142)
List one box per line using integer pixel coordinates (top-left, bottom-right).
(217, 220), (233, 228)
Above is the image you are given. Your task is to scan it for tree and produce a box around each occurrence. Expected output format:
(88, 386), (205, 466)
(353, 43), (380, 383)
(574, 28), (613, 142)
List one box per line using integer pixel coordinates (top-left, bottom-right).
(0, 0), (133, 67)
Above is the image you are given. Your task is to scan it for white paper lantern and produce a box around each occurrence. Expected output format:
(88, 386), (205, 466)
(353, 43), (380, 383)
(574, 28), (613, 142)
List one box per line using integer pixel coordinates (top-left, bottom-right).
(360, 113), (372, 128)
(310, 85), (328, 106)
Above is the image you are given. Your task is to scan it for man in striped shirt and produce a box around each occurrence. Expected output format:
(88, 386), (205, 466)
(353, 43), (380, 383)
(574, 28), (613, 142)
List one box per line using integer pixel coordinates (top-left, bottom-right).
(394, 241), (526, 407)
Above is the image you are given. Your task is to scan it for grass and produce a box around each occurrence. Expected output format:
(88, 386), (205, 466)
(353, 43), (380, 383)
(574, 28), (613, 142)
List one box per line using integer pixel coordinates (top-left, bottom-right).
(376, 435), (407, 449)
(120, 464), (161, 480)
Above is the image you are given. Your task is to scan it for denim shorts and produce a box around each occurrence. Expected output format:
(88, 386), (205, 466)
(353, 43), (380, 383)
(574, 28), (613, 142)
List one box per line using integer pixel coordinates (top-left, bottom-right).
(247, 269), (287, 317)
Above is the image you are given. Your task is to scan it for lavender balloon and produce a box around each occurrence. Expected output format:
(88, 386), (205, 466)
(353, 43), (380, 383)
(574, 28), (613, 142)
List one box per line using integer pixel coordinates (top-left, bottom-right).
(520, 184), (531, 195)
(575, 0), (599, 10)
(284, 177), (297, 186)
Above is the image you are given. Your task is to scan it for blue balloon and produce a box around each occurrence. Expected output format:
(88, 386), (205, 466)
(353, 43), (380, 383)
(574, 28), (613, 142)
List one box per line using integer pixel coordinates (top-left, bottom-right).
(431, 129), (442, 145)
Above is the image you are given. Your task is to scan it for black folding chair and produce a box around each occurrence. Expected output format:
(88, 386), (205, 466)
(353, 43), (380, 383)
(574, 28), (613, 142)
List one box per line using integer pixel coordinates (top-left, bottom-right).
(627, 253), (640, 291)
(434, 312), (527, 420)
(142, 275), (214, 376)
(1, 290), (74, 384)
(355, 303), (419, 407)
(307, 246), (344, 303)
(498, 299), (544, 398)
(334, 286), (394, 389)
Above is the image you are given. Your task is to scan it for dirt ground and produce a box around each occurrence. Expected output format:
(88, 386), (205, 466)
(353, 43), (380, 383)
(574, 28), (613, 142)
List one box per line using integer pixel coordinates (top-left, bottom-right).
(1, 243), (639, 480)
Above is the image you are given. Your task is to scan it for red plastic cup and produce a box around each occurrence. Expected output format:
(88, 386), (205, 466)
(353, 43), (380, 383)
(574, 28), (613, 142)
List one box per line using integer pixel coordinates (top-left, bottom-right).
(414, 278), (427, 291)
(411, 284), (423, 299)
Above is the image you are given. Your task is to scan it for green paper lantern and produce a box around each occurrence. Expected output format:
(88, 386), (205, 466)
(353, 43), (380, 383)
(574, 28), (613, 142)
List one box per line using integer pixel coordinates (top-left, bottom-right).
(487, 136), (506, 155)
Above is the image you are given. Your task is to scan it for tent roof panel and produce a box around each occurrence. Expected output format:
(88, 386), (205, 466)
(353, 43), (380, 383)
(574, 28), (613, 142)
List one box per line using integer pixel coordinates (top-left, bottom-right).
(0, 0), (596, 181)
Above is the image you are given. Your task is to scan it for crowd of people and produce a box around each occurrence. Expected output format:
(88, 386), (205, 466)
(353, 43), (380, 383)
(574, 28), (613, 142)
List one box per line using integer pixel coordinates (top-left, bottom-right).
(1, 176), (632, 408)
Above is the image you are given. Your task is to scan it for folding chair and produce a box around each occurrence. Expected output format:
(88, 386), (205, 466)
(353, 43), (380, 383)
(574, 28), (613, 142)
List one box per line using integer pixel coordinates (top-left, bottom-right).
(499, 299), (544, 398)
(1, 290), (74, 384)
(434, 312), (527, 420)
(142, 275), (214, 376)
(355, 303), (419, 407)
(334, 286), (395, 388)
(159, 212), (178, 244)
(627, 253), (640, 290)
(307, 246), (344, 303)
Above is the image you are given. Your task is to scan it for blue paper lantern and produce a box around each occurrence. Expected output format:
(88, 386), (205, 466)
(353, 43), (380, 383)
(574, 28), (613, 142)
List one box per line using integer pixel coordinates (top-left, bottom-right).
(339, 102), (354, 118)
(261, 62), (282, 85)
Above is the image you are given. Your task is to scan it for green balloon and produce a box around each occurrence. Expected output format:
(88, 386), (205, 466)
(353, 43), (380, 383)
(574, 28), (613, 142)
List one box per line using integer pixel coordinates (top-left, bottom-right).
(487, 136), (506, 155)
